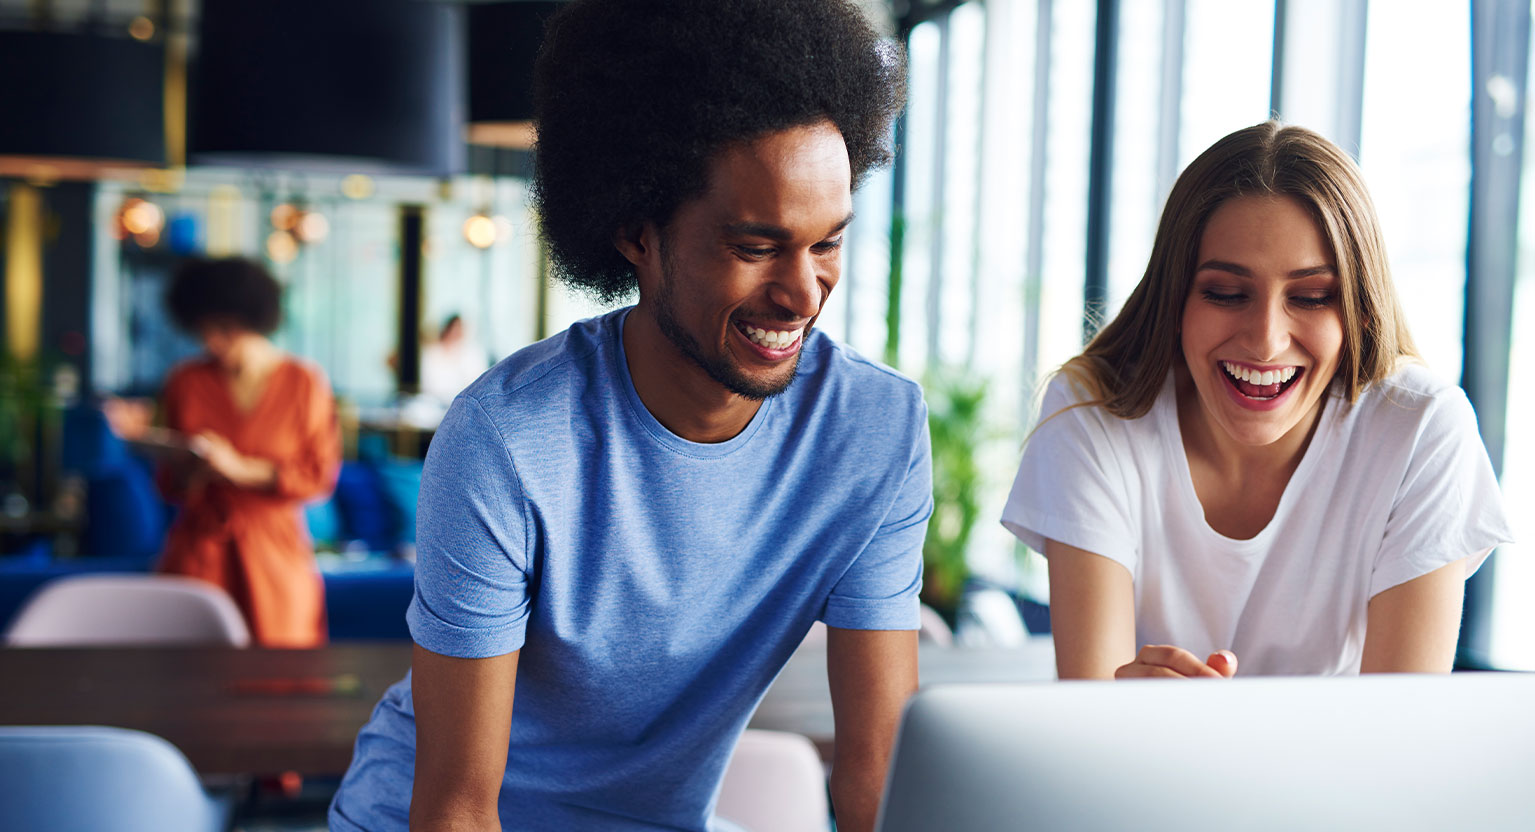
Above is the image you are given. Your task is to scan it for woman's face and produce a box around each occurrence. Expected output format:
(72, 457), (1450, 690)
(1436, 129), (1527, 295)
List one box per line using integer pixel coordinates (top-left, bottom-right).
(1180, 195), (1344, 448)
(198, 322), (248, 367)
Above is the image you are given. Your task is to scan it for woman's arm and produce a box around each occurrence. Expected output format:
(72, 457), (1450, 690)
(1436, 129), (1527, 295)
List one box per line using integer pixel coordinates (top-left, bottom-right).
(410, 644), (519, 831)
(1360, 556), (1470, 673)
(1046, 539), (1235, 679)
(1046, 540), (1137, 679)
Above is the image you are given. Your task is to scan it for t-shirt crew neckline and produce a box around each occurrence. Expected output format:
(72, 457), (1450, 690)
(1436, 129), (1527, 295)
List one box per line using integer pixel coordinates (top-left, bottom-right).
(1158, 370), (1339, 552)
(613, 307), (774, 458)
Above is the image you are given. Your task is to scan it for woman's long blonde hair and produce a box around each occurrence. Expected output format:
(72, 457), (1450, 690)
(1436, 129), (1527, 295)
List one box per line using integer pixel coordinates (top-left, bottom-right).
(1059, 120), (1417, 419)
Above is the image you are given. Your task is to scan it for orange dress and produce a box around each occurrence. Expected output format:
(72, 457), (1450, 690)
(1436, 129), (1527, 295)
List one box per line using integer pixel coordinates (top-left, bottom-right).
(157, 357), (341, 647)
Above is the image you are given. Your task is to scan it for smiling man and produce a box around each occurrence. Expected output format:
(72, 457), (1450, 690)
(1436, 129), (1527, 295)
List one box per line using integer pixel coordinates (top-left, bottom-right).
(328, 1), (926, 831)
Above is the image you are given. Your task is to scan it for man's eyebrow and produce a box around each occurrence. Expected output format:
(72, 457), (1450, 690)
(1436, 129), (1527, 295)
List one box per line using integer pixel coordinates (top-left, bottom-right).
(723, 212), (856, 242)
(1195, 260), (1335, 279)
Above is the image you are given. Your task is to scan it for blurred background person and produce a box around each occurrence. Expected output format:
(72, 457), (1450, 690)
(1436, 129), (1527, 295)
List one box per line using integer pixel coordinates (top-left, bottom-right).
(419, 313), (490, 404)
(157, 257), (341, 647)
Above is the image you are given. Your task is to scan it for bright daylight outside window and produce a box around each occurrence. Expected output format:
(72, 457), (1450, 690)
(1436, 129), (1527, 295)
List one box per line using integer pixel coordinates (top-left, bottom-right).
(1491, 13), (1535, 672)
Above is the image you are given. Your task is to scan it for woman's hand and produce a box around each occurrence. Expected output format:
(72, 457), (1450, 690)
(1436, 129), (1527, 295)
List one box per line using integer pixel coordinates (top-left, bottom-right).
(191, 432), (245, 480)
(190, 432), (277, 489)
(1114, 645), (1238, 679)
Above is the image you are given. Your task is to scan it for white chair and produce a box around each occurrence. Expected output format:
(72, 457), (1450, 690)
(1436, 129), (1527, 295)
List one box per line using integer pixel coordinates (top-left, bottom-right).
(917, 604), (954, 647)
(0, 725), (229, 832)
(715, 729), (830, 832)
(4, 574), (251, 647)
(952, 586), (1028, 648)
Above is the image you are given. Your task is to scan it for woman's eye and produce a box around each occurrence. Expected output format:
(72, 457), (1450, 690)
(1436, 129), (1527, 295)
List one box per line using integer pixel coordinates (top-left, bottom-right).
(1290, 293), (1335, 309)
(1201, 289), (1245, 305)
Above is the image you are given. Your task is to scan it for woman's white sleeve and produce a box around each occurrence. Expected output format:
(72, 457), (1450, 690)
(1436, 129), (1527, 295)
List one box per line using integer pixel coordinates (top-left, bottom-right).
(1370, 389), (1514, 597)
(1000, 378), (1140, 574)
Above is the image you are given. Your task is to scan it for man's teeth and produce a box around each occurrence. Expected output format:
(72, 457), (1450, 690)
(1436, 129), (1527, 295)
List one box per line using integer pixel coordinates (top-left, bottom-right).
(1221, 361), (1296, 386)
(744, 325), (802, 348)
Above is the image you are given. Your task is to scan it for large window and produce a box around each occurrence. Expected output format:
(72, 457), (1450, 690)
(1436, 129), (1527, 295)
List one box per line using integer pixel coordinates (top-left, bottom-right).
(1491, 5), (1535, 672)
(888, 0), (1526, 666)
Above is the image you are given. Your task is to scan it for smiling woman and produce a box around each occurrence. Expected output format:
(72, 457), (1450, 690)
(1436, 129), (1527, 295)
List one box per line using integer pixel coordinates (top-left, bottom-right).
(1001, 121), (1513, 679)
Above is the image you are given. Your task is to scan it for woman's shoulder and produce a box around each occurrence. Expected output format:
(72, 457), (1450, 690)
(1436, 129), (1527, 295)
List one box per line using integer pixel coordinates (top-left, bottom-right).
(162, 356), (219, 393)
(1036, 370), (1164, 427)
(1347, 362), (1480, 447)
(277, 355), (332, 391)
(1357, 362), (1469, 420)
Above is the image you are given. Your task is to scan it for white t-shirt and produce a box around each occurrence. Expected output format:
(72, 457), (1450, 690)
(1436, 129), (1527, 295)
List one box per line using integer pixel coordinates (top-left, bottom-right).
(1001, 363), (1513, 675)
(420, 340), (490, 403)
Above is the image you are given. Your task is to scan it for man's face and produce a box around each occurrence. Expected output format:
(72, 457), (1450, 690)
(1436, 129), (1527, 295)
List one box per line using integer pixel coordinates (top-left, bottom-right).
(642, 120), (854, 400)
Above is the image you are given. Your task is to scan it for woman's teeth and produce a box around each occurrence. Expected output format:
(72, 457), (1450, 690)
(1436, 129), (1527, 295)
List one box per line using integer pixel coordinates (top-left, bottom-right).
(744, 325), (802, 349)
(1221, 361), (1296, 386)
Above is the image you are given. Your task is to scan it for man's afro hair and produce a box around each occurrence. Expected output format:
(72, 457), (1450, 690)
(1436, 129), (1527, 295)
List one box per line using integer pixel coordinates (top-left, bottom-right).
(531, 0), (905, 303)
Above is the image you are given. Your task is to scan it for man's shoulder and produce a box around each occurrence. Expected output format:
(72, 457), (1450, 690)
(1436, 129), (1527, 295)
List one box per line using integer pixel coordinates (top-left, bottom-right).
(799, 331), (925, 407)
(460, 310), (621, 414)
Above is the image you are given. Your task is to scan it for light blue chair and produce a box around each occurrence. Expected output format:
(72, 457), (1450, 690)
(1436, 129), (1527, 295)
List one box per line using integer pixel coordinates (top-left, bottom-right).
(0, 725), (230, 832)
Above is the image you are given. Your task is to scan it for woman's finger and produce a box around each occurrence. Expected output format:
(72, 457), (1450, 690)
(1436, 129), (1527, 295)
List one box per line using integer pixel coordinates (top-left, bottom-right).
(1206, 650), (1238, 678)
(1114, 662), (1187, 679)
(1135, 644), (1224, 678)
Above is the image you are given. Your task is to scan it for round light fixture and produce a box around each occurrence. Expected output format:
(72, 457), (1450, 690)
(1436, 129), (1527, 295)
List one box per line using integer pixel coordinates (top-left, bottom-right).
(270, 203), (301, 231)
(463, 214), (497, 249)
(119, 197), (164, 236)
(340, 174), (375, 200)
(295, 211), (330, 243)
(266, 230), (299, 264)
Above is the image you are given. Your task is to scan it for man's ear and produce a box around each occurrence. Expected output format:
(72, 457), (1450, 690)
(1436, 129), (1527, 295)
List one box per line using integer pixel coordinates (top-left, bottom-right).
(613, 222), (658, 268)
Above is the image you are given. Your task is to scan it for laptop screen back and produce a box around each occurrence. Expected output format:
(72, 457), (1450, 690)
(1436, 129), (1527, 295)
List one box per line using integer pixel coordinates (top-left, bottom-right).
(876, 673), (1535, 832)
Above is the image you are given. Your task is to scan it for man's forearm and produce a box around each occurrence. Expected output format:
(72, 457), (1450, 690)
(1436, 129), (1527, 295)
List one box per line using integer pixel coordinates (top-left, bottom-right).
(825, 627), (918, 832)
(830, 754), (890, 832)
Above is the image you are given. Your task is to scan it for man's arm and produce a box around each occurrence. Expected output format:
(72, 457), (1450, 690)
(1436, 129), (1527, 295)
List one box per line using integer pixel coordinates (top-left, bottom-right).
(826, 626), (918, 832)
(410, 644), (519, 831)
(1360, 557), (1470, 673)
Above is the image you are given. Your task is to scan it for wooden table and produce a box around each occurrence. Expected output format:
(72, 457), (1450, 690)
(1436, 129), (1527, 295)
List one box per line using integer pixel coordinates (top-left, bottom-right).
(0, 643), (410, 776)
(0, 639), (1055, 775)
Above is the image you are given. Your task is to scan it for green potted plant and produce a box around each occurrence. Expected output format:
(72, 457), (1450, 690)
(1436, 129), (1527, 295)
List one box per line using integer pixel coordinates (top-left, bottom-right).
(920, 369), (987, 620)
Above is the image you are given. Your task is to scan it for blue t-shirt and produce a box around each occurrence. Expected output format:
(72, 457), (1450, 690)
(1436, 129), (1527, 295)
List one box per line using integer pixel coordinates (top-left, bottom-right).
(330, 308), (931, 831)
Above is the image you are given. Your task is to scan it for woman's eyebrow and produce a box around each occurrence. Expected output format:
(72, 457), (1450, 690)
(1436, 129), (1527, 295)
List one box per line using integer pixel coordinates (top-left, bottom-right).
(1195, 259), (1335, 278)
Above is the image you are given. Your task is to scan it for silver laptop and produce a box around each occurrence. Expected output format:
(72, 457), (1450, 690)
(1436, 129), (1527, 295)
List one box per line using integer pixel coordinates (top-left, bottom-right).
(876, 673), (1535, 831)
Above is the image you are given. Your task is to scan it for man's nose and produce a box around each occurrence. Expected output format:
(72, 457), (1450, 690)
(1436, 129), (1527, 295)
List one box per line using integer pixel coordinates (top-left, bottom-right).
(767, 250), (824, 319)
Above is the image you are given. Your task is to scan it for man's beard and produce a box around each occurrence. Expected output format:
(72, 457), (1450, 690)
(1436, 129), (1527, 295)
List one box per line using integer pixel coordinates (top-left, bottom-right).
(650, 249), (802, 401)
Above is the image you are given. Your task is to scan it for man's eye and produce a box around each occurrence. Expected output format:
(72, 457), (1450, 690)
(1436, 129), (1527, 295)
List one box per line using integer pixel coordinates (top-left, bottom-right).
(736, 246), (774, 258)
(812, 238), (844, 254)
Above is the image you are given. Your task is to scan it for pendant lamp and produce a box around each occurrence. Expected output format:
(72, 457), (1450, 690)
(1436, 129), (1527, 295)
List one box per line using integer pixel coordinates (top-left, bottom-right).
(189, 0), (466, 175)
(466, 1), (566, 150)
(0, 29), (167, 180)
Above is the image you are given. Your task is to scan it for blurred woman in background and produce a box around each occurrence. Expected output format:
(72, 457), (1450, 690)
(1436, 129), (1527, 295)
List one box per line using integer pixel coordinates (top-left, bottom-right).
(158, 257), (340, 647)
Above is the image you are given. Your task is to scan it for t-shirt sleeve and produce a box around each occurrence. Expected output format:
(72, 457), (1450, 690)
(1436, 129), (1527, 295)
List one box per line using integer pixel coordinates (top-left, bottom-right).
(821, 406), (932, 631)
(407, 395), (533, 658)
(999, 376), (1139, 574)
(1371, 388), (1514, 597)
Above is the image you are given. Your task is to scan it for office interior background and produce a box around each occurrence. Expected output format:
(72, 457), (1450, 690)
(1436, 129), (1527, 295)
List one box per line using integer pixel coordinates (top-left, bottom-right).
(1, 0), (1531, 669)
